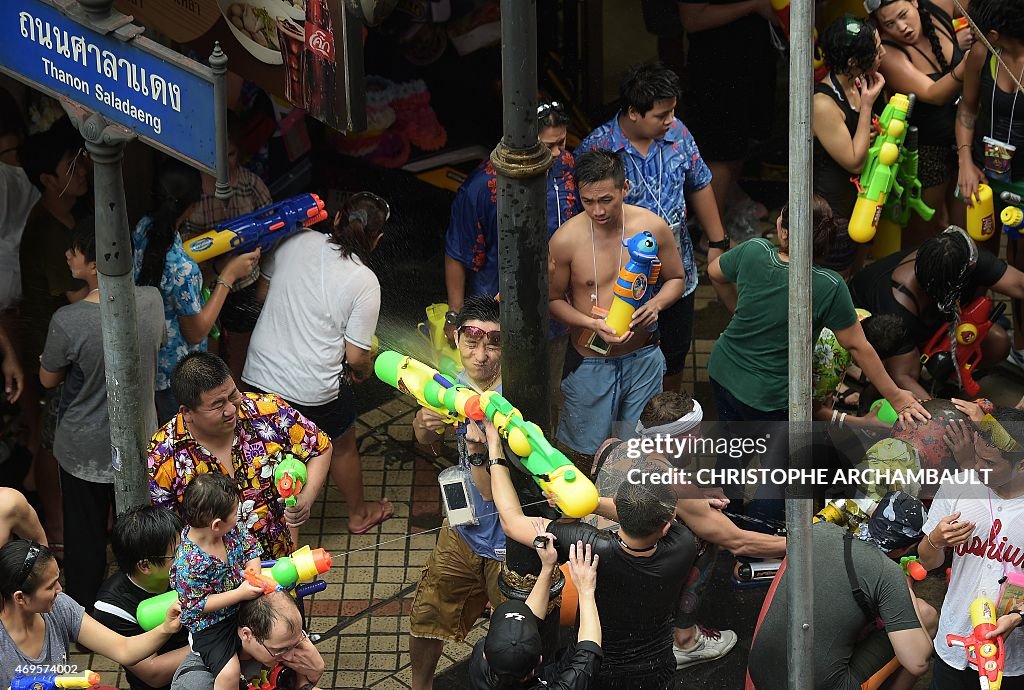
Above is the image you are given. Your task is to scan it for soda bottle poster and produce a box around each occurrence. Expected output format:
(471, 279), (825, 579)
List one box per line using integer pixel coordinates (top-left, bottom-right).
(113, 0), (364, 132)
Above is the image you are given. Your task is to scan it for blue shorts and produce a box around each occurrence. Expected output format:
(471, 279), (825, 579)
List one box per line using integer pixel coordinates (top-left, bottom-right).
(557, 344), (666, 455)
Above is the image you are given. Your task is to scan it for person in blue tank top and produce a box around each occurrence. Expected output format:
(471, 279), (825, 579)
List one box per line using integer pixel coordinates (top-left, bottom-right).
(407, 296), (507, 690)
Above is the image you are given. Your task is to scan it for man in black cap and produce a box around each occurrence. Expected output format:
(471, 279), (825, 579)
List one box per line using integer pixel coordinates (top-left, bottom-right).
(747, 491), (938, 690)
(468, 532), (602, 689)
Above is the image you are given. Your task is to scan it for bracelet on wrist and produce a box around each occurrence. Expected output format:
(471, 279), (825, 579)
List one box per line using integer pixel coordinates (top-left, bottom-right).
(213, 278), (232, 291)
(926, 532), (940, 551)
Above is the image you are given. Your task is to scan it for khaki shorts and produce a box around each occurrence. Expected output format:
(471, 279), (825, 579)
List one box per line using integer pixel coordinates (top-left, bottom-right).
(409, 523), (504, 642)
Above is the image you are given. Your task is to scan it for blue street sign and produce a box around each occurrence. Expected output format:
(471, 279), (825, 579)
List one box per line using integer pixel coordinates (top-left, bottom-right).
(0, 0), (217, 172)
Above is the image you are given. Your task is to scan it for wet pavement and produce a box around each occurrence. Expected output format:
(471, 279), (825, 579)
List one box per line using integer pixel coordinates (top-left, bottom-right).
(64, 167), (1024, 688)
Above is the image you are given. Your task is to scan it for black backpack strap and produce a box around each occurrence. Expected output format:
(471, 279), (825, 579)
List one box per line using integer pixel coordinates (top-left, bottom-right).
(844, 532), (877, 621)
(593, 439), (625, 479)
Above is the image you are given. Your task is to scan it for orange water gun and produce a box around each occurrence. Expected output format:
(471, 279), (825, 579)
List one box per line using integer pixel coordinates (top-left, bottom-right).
(946, 597), (1005, 690)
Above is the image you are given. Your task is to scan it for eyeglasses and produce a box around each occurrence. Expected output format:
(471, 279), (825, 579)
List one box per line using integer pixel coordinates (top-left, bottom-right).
(349, 191), (391, 223)
(17, 543), (42, 588)
(259, 629), (310, 658)
(58, 148), (88, 199)
(145, 555), (176, 564)
(457, 324), (501, 346)
(537, 101), (565, 119)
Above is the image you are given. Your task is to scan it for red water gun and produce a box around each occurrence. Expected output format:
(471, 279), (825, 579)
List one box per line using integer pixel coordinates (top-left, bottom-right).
(946, 597), (1004, 690)
(900, 556), (926, 581)
(920, 295), (1005, 397)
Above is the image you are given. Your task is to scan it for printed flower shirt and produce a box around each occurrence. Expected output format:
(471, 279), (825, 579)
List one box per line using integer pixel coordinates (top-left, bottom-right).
(577, 117), (713, 297)
(132, 217), (205, 391)
(444, 151), (581, 300)
(148, 392), (331, 559)
(170, 523), (262, 632)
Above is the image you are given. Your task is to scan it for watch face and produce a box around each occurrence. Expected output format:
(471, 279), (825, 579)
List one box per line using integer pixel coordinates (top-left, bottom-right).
(468, 453), (487, 467)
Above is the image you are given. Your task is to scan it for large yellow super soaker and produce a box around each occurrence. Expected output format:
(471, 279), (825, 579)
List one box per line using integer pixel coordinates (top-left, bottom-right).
(375, 351), (599, 518)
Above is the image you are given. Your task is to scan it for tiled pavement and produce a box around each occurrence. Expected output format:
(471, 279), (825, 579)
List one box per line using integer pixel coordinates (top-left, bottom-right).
(67, 281), (741, 689)
(67, 235), (1024, 688)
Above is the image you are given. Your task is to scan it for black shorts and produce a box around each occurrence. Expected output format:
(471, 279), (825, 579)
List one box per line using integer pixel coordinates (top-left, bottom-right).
(289, 383), (357, 440)
(656, 292), (695, 376)
(191, 616), (240, 677)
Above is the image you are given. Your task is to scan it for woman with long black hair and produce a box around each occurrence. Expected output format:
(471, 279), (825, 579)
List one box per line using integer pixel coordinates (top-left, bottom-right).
(0, 540), (181, 689)
(132, 158), (259, 422)
(243, 192), (394, 535)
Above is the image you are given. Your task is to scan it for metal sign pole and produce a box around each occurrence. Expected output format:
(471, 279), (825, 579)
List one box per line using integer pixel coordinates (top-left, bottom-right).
(1, 0), (232, 513)
(787, 0), (816, 683)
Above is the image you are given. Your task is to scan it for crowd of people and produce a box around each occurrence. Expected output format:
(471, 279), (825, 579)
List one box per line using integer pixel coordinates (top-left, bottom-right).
(1, 0), (1024, 687)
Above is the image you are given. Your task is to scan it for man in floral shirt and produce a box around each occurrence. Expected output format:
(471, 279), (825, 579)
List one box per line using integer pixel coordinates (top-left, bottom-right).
(148, 353), (331, 559)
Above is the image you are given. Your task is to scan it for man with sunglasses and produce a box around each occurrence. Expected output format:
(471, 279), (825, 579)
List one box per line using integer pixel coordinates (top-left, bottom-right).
(408, 296), (507, 690)
(169, 591), (324, 690)
(915, 408), (1024, 689)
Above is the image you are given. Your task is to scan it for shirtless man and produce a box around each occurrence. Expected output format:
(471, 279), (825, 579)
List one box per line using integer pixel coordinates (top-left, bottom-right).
(549, 149), (685, 470)
(0, 487), (47, 545)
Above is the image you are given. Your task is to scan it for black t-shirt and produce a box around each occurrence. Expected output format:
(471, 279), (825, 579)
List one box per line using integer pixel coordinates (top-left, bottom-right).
(848, 247), (1008, 347)
(468, 637), (603, 690)
(92, 572), (190, 690)
(546, 521), (696, 678)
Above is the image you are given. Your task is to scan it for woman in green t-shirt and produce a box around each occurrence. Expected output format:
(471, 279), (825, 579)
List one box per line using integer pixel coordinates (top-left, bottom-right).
(706, 196), (928, 514)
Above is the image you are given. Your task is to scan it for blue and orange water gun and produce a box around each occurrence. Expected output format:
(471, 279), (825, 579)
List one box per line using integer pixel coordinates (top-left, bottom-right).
(184, 193), (328, 263)
(605, 231), (661, 337)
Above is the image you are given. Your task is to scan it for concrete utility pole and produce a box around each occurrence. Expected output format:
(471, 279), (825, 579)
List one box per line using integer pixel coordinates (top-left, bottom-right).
(490, 0), (562, 652)
(786, 0), (816, 683)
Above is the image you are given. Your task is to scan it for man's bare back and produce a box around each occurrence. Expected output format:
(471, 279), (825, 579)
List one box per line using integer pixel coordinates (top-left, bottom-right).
(550, 202), (684, 358)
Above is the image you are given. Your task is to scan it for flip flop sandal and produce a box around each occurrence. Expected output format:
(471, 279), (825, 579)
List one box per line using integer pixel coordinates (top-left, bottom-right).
(348, 499), (395, 535)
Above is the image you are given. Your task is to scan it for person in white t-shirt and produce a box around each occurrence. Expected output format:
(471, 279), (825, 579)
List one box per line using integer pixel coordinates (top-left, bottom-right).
(918, 407), (1024, 689)
(243, 191), (393, 536)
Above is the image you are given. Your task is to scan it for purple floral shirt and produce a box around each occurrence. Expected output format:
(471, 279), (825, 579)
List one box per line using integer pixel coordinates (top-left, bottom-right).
(148, 392), (331, 559)
(171, 524), (262, 632)
(577, 116), (713, 297)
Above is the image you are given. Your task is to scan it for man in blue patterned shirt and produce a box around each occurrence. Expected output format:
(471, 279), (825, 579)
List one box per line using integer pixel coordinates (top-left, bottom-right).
(576, 63), (731, 394)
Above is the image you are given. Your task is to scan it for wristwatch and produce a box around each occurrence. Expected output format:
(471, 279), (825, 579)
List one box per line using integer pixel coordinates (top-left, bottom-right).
(445, 310), (459, 326)
(487, 456), (509, 473)
(467, 452), (488, 467)
(707, 236), (731, 251)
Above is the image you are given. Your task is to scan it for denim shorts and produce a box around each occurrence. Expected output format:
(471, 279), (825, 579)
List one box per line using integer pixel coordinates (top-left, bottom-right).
(557, 344), (666, 455)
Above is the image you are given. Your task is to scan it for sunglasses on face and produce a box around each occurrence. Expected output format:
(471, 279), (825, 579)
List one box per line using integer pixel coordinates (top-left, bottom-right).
(457, 325), (501, 346)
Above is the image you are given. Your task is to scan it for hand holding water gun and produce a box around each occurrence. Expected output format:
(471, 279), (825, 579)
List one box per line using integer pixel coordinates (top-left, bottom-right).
(274, 452), (307, 508)
(184, 193), (328, 263)
(606, 231), (662, 336)
(242, 545), (333, 597)
(374, 351), (598, 517)
(946, 597), (1005, 690)
(9, 672), (101, 690)
(850, 93), (917, 243)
